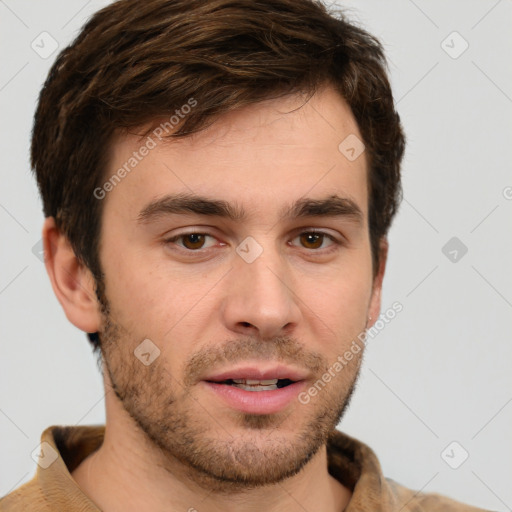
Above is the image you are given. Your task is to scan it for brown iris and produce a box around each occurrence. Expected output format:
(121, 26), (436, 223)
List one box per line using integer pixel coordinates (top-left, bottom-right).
(300, 232), (324, 249)
(182, 233), (207, 250)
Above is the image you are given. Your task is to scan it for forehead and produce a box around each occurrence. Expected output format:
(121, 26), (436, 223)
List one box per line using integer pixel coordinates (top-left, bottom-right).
(102, 84), (368, 222)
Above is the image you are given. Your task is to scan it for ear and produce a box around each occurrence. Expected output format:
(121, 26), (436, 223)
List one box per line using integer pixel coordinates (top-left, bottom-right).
(42, 217), (103, 334)
(367, 238), (388, 328)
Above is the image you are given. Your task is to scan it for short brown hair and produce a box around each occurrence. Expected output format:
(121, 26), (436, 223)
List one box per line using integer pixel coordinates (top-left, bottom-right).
(31, 0), (405, 354)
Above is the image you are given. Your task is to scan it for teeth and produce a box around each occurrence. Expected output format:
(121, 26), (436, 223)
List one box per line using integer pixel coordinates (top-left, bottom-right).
(229, 378), (280, 391)
(232, 379), (278, 385)
(231, 383), (278, 391)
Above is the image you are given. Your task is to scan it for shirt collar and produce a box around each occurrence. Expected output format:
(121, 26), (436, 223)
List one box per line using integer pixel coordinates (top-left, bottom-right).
(38, 424), (104, 511)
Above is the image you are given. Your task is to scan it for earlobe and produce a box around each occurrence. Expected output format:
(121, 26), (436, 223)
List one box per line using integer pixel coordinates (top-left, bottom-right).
(42, 217), (102, 334)
(367, 238), (388, 328)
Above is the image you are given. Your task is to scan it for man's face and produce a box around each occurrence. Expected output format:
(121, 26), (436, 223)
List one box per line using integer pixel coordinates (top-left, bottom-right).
(96, 85), (382, 488)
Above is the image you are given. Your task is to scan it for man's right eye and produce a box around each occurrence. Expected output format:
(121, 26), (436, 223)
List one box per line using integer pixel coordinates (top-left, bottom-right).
(165, 233), (218, 251)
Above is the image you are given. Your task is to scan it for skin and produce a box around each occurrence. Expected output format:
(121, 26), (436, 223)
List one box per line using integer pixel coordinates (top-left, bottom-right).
(43, 83), (387, 512)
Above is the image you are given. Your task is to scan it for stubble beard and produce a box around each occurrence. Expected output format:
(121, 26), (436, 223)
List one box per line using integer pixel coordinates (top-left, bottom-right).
(98, 298), (363, 493)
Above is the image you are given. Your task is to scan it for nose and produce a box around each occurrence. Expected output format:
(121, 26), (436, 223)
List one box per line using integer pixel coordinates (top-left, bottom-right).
(220, 246), (302, 339)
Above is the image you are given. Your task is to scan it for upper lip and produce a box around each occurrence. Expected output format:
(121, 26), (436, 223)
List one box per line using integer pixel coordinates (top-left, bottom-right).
(203, 364), (309, 383)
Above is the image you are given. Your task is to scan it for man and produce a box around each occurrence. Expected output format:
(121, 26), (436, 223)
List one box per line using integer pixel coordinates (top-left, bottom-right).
(0, 0), (492, 510)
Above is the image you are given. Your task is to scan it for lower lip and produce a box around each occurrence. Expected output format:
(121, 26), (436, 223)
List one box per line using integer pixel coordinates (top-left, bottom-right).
(202, 381), (305, 414)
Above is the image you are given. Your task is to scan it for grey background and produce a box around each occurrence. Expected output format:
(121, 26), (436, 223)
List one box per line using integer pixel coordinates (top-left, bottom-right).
(1, 1), (511, 509)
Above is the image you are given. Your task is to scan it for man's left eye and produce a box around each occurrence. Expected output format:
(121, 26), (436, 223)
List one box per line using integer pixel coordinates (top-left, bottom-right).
(292, 232), (338, 250)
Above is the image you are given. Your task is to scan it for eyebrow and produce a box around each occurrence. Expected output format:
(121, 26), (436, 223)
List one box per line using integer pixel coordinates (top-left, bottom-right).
(136, 192), (363, 225)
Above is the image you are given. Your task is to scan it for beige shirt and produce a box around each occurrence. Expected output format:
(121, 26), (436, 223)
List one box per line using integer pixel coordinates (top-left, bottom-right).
(0, 425), (492, 511)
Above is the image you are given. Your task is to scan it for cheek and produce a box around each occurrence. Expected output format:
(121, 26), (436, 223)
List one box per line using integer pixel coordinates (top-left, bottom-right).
(299, 264), (372, 345)
(99, 244), (169, 336)
(100, 245), (217, 356)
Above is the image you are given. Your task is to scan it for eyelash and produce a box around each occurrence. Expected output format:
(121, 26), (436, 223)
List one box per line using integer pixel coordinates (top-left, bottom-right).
(163, 229), (342, 253)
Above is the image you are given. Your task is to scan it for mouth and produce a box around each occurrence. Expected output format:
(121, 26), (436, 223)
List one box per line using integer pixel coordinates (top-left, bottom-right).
(201, 365), (308, 414)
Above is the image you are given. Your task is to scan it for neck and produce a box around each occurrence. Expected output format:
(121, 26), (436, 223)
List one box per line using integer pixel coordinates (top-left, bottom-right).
(71, 419), (351, 512)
